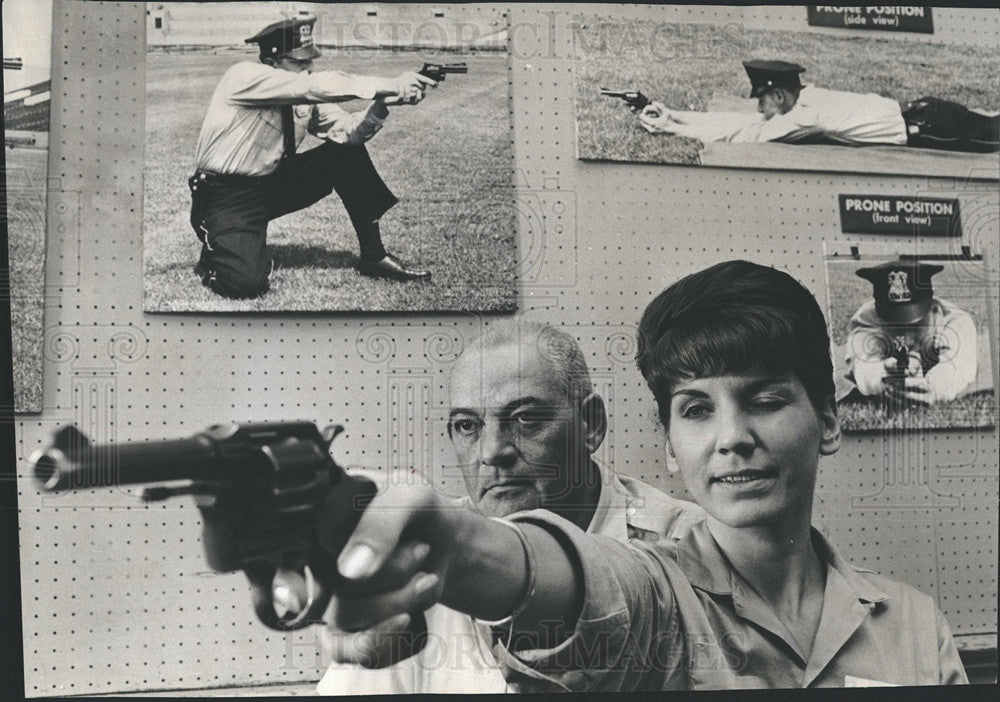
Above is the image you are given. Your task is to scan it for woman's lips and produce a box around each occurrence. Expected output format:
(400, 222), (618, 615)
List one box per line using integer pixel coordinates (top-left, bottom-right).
(710, 468), (778, 486)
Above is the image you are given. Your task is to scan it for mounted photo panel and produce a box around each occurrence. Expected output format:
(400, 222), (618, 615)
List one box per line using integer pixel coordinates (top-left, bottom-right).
(825, 247), (996, 433)
(573, 8), (999, 177)
(3, 0), (52, 412)
(143, 2), (516, 313)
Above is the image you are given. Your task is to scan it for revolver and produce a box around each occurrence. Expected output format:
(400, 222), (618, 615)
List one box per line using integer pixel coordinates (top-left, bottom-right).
(419, 62), (468, 82)
(886, 341), (912, 384)
(600, 88), (650, 111)
(29, 421), (425, 650)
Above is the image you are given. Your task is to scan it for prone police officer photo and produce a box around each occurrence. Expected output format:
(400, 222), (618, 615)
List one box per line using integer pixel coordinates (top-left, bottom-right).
(573, 12), (1000, 177)
(824, 252), (996, 433)
(844, 259), (978, 405)
(638, 60), (1000, 153)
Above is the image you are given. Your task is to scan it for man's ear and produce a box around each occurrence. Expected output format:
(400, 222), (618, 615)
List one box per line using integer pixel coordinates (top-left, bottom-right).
(818, 395), (841, 456)
(579, 393), (607, 454)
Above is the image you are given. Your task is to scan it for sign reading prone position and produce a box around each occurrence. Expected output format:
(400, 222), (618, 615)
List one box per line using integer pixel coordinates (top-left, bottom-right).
(808, 6), (934, 34)
(838, 195), (961, 236)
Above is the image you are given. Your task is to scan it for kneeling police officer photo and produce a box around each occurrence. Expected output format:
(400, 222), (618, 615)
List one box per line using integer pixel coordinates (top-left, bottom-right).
(189, 15), (435, 299)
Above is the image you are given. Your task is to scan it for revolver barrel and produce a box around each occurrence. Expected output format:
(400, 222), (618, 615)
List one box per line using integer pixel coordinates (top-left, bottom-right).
(31, 426), (219, 491)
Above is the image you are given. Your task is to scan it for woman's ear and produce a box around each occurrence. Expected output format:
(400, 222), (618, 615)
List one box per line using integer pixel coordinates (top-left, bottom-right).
(663, 438), (680, 473)
(818, 395), (841, 456)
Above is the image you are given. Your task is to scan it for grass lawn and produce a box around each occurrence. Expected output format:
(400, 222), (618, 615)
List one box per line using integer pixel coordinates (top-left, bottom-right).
(826, 258), (996, 432)
(574, 20), (1000, 166)
(838, 392), (996, 432)
(4, 145), (47, 412)
(144, 49), (515, 312)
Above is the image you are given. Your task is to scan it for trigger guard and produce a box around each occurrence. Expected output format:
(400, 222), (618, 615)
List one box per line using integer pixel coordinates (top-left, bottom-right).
(247, 562), (330, 631)
(272, 564), (320, 629)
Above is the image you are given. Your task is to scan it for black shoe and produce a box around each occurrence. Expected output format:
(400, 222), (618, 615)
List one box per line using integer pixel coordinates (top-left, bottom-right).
(358, 254), (431, 282)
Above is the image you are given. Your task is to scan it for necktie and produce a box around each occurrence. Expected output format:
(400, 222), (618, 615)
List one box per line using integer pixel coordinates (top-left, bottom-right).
(280, 105), (297, 160)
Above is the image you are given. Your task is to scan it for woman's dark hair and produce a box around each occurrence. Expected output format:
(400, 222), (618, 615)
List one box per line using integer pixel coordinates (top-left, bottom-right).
(636, 260), (835, 428)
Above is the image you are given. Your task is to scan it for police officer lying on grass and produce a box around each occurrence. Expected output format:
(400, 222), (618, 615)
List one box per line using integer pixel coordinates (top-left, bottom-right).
(189, 15), (434, 300)
(845, 259), (978, 406)
(637, 60), (999, 153)
(315, 320), (703, 694)
(312, 261), (966, 690)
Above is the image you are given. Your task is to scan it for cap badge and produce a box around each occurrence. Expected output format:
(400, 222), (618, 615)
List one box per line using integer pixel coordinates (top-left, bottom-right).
(887, 270), (910, 302)
(299, 23), (313, 45)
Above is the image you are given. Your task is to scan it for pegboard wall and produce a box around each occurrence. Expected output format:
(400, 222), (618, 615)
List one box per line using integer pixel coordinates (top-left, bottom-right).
(12, 2), (999, 696)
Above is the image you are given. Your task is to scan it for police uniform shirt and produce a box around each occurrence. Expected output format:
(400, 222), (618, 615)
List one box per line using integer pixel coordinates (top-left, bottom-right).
(195, 61), (387, 176)
(315, 467), (705, 695)
(490, 514), (968, 690)
(664, 85), (907, 146)
(845, 297), (978, 400)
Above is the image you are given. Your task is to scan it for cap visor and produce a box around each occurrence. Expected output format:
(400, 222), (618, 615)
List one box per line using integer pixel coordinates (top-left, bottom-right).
(285, 45), (321, 60)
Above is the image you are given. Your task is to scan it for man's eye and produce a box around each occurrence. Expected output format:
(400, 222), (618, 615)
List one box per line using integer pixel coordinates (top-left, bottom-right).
(450, 419), (480, 437)
(512, 409), (552, 428)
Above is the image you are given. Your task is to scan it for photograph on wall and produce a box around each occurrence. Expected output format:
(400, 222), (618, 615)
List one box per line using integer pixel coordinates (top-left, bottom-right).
(3, 0), (52, 412)
(143, 2), (515, 312)
(825, 248), (996, 432)
(573, 8), (1000, 178)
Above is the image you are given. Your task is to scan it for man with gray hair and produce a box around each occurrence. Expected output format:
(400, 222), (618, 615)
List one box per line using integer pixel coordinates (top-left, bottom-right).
(316, 319), (704, 693)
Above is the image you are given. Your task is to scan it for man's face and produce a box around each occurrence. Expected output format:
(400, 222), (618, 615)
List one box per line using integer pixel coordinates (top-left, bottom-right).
(757, 89), (791, 120)
(448, 342), (599, 519)
(665, 369), (839, 530)
(274, 56), (313, 73)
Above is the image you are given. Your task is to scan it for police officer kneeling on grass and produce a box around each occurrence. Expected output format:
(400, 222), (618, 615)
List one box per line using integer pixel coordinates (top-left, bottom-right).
(190, 15), (435, 300)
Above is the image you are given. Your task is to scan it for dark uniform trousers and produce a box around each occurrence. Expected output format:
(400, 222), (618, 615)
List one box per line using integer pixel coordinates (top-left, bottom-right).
(902, 97), (1000, 153)
(189, 141), (398, 299)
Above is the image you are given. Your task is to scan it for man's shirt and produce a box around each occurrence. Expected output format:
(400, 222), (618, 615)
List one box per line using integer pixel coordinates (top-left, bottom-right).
(845, 297), (978, 400)
(315, 468), (704, 695)
(492, 514), (968, 690)
(665, 85), (908, 146)
(195, 62), (386, 176)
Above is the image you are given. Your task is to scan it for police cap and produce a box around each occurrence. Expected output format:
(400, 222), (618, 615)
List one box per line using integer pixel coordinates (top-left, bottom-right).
(246, 15), (321, 61)
(855, 259), (944, 325)
(743, 59), (806, 99)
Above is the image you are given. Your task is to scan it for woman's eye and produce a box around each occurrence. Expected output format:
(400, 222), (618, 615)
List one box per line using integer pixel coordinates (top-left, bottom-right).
(752, 396), (787, 411)
(680, 403), (711, 420)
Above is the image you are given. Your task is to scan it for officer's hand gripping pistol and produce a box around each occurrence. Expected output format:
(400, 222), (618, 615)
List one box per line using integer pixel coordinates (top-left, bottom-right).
(419, 62), (468, 82)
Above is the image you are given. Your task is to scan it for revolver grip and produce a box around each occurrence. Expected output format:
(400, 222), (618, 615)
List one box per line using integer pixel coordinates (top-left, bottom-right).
(237, 472), (379, 631)
(245, 560), (330, 631)
(245, 473), (431, 665)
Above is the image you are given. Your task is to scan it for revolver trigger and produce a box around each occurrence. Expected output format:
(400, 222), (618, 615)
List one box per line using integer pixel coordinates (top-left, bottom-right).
(272, 565), (318, 623)
(321, 424), (345, 448)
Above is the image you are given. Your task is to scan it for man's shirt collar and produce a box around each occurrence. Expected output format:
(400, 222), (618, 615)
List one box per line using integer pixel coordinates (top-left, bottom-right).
(585, 462), (628, 539)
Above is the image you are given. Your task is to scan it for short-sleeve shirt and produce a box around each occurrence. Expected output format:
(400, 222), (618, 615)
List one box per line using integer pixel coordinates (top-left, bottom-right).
(314, 468), (705, 695)
(195, 62), (385, 176)
(492, 513), (968, 691)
